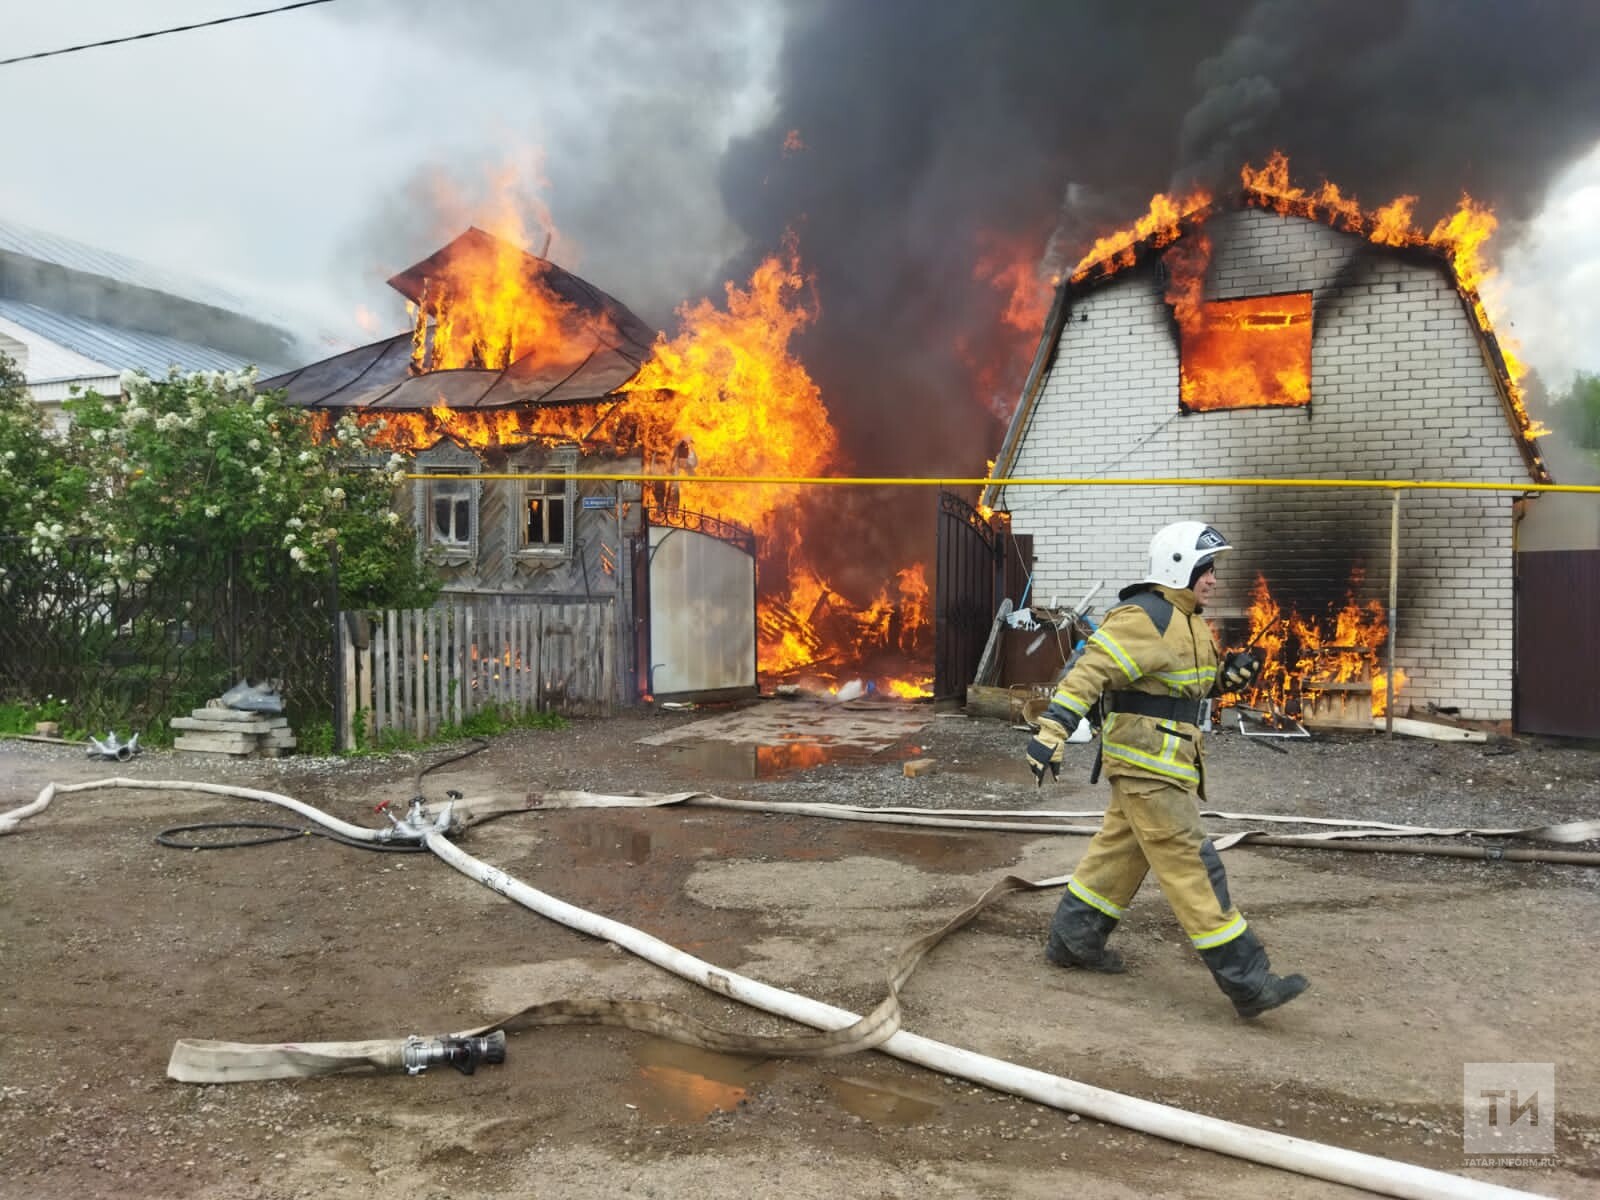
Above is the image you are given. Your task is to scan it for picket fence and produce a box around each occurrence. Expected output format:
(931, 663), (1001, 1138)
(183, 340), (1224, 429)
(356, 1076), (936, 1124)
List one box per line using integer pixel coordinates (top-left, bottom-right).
(337, 601), (618, 746)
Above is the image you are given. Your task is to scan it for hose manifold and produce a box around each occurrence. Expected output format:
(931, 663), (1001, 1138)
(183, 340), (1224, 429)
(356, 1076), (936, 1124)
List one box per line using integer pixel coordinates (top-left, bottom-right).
(401, 1031), (507, 1076)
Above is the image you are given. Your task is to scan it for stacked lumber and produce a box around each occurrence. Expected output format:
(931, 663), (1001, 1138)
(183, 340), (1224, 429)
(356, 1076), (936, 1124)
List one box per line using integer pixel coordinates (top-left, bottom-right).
(170, 706), (297, 758)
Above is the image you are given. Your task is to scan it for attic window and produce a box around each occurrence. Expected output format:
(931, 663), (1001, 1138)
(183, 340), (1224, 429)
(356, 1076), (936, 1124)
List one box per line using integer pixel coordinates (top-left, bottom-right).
(1179, 292), (1311, 411)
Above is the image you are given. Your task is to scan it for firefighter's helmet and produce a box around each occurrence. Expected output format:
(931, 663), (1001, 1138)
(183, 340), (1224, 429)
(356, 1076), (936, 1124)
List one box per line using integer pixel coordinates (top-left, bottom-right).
(1145, 521), (1232, 589)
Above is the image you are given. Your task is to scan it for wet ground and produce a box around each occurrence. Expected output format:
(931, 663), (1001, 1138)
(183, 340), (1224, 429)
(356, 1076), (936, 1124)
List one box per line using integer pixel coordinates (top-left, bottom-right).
(2, 701), (1599, 1199)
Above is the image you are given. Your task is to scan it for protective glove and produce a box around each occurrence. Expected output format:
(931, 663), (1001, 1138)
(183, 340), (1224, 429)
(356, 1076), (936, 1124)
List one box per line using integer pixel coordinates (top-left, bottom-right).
(1219, 648), (1265, 693)
(1025, 715), (1069, 786)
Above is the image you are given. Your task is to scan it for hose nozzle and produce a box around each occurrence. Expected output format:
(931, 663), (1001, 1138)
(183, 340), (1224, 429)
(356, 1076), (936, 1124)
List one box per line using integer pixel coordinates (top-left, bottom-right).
(401, 1030), (507, 1076)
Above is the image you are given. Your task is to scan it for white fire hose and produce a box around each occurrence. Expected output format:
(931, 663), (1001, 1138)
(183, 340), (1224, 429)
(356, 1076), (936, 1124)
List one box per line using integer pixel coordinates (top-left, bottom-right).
(1, 777), (1559, 1200)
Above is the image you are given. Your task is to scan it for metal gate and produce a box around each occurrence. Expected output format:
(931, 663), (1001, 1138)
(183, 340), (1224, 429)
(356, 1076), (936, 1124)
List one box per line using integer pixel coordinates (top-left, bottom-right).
(635, 507), (759, 703)
(934, 491), (1004, 699)
(1515, 549), (1600, 738)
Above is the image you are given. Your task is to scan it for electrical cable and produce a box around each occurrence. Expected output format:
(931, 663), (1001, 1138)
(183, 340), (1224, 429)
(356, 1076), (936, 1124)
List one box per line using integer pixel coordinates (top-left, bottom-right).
(0, 0), (338, 69)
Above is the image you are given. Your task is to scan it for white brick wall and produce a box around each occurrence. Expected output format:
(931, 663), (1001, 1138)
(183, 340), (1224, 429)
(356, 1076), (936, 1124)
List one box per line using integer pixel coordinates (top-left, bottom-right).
(1003, 209), (1527, 720)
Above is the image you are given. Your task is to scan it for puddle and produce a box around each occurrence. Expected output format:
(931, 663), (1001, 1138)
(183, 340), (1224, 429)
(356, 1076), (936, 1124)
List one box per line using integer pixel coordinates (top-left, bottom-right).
(661, 738), (880, 779)
(825, 1075), (942, 1124)
(570, 822), (654, 865)
(627, 1038), (779, 1123)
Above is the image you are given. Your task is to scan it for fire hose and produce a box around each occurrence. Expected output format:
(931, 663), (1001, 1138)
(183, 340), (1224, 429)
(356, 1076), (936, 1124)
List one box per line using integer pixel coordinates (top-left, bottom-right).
(0, 777), (1570, 1200)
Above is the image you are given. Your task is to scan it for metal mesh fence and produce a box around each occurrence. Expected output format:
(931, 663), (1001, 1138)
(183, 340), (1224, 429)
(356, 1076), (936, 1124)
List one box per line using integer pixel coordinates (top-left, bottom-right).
(0, 536), (337, 741)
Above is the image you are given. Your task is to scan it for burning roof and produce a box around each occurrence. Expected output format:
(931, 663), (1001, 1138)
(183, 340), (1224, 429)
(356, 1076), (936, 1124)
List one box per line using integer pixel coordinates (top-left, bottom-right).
(984, 153), (1551, 505)
(261, 227), (656, 411)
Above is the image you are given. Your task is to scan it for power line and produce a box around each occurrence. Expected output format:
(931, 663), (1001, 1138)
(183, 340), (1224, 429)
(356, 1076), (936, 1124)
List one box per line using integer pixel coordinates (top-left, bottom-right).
(0, 0), (338, 69)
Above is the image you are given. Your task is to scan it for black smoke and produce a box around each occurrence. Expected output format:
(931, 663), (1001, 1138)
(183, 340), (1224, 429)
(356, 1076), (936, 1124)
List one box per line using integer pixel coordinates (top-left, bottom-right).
(715, 0), (1600, 589)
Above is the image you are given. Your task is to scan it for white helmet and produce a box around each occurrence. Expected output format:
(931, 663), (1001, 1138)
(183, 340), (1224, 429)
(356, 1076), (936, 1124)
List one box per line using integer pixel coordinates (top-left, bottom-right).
(1145, 521), (1232, 589)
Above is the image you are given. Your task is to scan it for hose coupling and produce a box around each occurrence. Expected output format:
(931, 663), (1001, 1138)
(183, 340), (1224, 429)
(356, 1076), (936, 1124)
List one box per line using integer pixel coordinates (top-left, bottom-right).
(401, 1031), (507, 1076)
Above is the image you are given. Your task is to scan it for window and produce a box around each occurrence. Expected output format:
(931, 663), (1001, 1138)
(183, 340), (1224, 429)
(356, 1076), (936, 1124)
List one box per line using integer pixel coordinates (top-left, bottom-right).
(524, 473), (568, 549)
(414, 452), (479, 558)
(1178, 292), (1312, 411)
(431, 476), (474, 547)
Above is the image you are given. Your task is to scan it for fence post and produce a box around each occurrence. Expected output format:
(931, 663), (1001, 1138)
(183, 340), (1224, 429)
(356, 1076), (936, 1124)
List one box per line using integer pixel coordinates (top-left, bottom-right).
(330, 543), (345, 754)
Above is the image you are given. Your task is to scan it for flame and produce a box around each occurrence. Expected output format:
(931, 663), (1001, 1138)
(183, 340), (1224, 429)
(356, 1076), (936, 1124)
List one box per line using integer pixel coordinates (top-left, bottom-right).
(619, 238), (837, 536)
(1071, 186), (1213, 281)
(1238, 152), (1543, 473)
(1242, 573), (1405, 717)
(329, 225), (935, 686)
(975, 232), (1057, 335)
(408, 234), (612, 373)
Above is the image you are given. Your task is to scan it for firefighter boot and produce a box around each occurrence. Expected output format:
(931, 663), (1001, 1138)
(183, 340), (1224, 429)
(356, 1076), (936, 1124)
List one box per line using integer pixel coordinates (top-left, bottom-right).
(1044, 891), (1126, 974)
(1199, 929), (1309, 1018)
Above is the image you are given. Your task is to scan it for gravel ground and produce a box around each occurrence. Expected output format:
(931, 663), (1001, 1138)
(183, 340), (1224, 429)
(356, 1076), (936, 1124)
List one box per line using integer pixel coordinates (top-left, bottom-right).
(2, 702), (1598, 1199)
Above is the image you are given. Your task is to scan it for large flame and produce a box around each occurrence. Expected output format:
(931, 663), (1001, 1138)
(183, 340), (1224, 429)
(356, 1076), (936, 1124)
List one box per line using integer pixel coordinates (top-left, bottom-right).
(618, 240), (837, 536)
(1242, 572), (1405, 717)
(338, 230), (932, 696)
(1071, 186), (1213, 282)
(1239, 152), (1548, 460)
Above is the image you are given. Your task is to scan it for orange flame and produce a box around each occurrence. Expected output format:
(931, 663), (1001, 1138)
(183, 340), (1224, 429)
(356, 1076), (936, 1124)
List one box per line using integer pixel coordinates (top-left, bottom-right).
(1071, 186), (1213, 281)
(1243, 573), (1405, 717)
(1238, 152), (1543, 471)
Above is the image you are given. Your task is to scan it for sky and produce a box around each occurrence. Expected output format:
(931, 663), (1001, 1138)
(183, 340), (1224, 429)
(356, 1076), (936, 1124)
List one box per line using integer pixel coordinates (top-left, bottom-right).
(2, 0), (1599, 490)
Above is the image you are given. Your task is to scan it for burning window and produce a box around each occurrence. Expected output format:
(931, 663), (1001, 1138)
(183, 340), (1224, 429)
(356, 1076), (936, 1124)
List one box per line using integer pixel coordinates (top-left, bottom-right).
(1179, 292), (1311, 412)
(523, 473), (569, 551)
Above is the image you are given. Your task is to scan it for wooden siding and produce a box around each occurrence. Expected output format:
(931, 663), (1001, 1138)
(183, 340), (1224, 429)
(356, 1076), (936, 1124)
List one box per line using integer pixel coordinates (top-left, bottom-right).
(338, 600), (617, 745)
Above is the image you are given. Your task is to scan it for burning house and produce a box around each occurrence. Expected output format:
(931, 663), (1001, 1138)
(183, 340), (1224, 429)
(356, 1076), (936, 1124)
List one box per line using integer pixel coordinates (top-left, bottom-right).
(262, 225), (935, 710)
(261, 227), (763, 706)
(983, 156), (1546, 725)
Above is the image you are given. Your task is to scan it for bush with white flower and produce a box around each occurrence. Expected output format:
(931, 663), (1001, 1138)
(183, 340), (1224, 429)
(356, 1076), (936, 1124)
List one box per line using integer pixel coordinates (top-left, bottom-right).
(0, 358), (436, 611)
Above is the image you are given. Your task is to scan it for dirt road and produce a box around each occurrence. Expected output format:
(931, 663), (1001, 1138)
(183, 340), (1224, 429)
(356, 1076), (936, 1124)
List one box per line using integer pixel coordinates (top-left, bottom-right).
(2, 703), (1597, 1198)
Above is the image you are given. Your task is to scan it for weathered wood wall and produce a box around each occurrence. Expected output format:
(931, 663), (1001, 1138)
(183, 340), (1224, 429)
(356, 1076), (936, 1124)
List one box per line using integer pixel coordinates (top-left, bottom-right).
(338, 600), (617, 745)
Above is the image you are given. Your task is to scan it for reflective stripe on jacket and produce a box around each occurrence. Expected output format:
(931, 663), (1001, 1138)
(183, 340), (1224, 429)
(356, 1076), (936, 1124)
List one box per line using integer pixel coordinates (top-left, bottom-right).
(1043, 583), (1220, 792)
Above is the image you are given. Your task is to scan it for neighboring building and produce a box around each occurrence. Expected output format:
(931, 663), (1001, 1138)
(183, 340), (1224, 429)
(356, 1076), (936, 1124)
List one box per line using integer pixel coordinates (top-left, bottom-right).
(0, 218), (302, 427)
(983, 196), (1545, 724)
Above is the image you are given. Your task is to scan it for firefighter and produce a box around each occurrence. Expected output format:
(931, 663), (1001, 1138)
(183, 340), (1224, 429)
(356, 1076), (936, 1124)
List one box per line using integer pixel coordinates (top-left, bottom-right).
(1024, 521), (1310, 1019)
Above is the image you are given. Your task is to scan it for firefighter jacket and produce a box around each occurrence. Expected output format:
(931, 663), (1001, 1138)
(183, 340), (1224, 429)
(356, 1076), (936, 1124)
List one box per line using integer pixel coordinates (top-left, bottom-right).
(1043, 583), (1220, 793)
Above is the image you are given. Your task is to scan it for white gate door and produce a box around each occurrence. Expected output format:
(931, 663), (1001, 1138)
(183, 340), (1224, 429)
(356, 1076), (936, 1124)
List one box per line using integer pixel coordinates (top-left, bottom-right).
(646, 524), (757, 700)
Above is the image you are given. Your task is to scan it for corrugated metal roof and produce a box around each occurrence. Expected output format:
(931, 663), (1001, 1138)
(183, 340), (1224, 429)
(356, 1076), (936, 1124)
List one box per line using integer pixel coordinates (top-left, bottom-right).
(0, 297), (287, 378)
(0, 217), (256, 315)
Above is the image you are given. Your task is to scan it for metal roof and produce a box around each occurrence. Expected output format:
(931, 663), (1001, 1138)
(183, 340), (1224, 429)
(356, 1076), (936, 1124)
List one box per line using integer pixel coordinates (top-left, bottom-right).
(264, 227), (657, 410)
(0, 297), (288, 379)
(0, 217), (258, 315)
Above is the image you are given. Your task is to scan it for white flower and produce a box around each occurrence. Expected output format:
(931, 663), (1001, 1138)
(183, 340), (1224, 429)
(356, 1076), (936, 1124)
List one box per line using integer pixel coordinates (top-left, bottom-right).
(289, 545), (307, 563)
(286, 517), (303, 529)
(298, 450), (314, 464)
(247, 438), (261, 452)
(385, 510), (401, 526)
(251, 465), (266, 478)
(283, 532), (297, 546)
(326, 487), (345, 502)
(204, 505), (220, 518)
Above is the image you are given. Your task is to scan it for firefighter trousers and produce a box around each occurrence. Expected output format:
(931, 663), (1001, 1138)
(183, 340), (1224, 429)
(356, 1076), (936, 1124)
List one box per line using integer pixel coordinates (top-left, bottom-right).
(1052, 771), (1247, 952)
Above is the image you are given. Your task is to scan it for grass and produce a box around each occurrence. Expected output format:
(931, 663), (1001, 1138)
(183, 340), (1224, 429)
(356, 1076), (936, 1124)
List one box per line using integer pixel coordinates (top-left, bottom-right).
(340, 703), (567, 757)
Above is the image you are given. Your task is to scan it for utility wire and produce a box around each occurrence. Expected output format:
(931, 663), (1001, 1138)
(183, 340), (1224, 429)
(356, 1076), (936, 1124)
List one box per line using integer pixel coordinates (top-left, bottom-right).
(0, 0), (338, 69)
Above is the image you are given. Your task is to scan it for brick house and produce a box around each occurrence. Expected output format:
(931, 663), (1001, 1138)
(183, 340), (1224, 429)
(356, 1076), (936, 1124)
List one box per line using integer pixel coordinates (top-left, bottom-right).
(982, 203), (1545, 723)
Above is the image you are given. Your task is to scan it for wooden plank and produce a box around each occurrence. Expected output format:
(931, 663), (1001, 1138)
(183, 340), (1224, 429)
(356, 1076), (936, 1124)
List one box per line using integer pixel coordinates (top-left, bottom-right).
(463, 606), (477, 723)
(600, 602), (615, 716)
(382, 610), (397, 739)
(371, 619), (386, 738)
(416, 611), (428, 742)
(340, 614), (357, 751)
(449, 606), (464, 728)
(358, 617), (374, 747)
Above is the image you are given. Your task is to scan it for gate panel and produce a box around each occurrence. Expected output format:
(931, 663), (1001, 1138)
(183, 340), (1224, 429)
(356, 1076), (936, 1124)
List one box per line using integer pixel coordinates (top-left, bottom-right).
(646, 522), (757, 701)
(934, 491), (1002, 699)
(1515, 549), (1600, 738)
